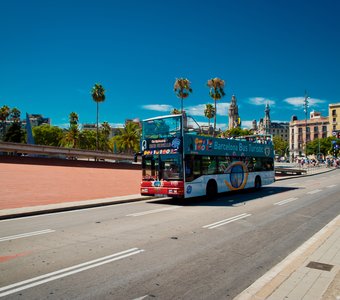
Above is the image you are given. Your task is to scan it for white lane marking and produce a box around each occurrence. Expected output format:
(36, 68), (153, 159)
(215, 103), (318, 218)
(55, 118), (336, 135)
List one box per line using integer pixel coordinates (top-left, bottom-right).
(133, 296), (149, 300)
(326, 184), (337, 188)
(126, 206), (181, 217)
(274, 198), (299, 206)
(307, 189), (322, 195)
(0, 248), (144, 297)
(203, 213), (251, 229)
(0, 229), (55, 242)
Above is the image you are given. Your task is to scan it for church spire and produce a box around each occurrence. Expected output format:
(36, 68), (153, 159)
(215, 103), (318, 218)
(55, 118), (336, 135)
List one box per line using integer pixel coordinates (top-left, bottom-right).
(263, 102), (271, 134)
(228, 95), (240, 130)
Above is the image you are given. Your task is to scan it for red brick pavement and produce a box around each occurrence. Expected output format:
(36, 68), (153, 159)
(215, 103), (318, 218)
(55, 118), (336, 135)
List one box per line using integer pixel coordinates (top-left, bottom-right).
(0, 158), (141, 209)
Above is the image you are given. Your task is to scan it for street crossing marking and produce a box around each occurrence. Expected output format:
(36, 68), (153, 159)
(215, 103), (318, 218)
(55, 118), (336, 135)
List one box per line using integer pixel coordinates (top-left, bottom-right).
(326, 184), (337, 188)
(0, 248), (144, 298)
(203, 213), (251, 229)
(307, 189), (322, 195)
(274, 198), (299, 206)
(0, 229), (55, 243)
(126, 206), (181, 217)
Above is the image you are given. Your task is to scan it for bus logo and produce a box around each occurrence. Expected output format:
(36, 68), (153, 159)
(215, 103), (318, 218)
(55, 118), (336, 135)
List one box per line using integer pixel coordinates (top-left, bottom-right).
(224, 161), (249, 191)
(264, 147), (271, 157)
(186, 185), (192, 194)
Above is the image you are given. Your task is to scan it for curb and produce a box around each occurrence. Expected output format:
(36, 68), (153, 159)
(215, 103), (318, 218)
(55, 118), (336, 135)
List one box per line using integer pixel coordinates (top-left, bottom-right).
(0, 195), (155, 220)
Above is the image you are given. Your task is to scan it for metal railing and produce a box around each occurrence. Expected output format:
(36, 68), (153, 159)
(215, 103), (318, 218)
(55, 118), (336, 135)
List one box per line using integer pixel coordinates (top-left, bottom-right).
(0, 142), (135, 162)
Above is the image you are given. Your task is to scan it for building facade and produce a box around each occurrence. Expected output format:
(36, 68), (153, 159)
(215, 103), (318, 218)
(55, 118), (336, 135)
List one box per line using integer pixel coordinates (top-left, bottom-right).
(329, 103), (340, 133)
(289, 111), (329, 158)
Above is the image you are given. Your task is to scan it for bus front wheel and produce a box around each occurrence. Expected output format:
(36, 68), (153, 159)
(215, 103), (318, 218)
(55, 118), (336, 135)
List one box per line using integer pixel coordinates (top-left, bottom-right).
(206, 180), (217, 199)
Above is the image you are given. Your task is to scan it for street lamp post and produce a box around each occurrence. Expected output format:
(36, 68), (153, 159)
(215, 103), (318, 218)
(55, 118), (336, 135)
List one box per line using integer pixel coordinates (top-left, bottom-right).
(303, 91), (309, 158)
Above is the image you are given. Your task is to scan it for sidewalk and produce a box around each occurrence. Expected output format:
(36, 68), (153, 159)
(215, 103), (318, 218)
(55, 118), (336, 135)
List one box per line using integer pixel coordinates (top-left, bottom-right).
(235, 215), (340, 300)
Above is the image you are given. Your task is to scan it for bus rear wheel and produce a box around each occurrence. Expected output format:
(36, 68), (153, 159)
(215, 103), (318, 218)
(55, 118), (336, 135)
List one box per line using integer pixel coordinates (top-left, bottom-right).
(206, 180), (217, 199)
(254, 176), (262, 190)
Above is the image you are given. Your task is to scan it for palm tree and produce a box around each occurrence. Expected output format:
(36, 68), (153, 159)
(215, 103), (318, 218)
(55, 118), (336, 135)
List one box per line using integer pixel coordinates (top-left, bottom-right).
(62, 125), (79, 148)
(174, 78), (192, 113)
(171, 108), (181, 115)
(100, 122), (111, 151)
(61, 112), (80, 148)
(91, 83), (106, 151)
(207, 78), (226, 136)
(69, 112), (79, 127)
(204, 103), (215, 134)
(113, 122), (141, 154)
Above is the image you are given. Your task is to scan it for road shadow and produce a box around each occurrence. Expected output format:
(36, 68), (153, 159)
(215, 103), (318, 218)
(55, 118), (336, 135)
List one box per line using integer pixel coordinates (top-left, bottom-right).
(148, 187), (299, 207)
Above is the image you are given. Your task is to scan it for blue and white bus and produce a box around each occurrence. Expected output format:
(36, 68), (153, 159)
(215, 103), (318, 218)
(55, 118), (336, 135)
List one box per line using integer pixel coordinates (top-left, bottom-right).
(140, 114), (275, 198)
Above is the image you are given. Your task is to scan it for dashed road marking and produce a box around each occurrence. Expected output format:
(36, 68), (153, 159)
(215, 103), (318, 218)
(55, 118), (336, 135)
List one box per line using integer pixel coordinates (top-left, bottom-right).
(203, 213), (251, 229)
(126, 206), (181, 217)
(0, 229), (55, 242)
(274, 197), (299, 206)
(307, 189), (322, 195)
(0, 248), (144, 297)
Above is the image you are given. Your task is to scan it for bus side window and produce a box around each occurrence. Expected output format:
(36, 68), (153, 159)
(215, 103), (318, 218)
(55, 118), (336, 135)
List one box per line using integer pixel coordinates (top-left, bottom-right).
(193, 156), (201, 179)
(185, 155), (194, 182)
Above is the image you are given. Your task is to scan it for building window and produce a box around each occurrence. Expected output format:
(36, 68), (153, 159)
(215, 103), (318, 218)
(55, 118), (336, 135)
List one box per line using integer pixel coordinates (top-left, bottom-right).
(314, 133), (318, 139)
(332, 109), (336, 116)
(314, 126), (318, 132)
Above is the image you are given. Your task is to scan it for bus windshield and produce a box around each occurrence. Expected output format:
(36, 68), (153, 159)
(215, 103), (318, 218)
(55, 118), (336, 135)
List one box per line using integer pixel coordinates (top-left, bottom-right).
(142, 154), (183, 181)
(142, 115), (182, 139)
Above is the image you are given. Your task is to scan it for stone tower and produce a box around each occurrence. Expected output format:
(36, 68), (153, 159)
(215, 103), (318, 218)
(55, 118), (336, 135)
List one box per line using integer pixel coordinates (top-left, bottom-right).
(228, 95), (240, 130)
(263, 102), (271, 134)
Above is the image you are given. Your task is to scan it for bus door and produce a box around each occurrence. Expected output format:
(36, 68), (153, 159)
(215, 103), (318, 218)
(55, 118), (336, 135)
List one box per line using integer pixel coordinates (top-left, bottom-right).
(142, 155), (160, 181)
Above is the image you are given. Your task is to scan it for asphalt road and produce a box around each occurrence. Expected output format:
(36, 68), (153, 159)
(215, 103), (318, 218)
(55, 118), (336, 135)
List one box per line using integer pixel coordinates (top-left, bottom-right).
(0, 170), (339, 299)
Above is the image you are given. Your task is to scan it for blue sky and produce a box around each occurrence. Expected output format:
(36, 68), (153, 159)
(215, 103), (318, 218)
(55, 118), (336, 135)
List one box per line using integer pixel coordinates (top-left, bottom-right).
(1, 0), (339, 129)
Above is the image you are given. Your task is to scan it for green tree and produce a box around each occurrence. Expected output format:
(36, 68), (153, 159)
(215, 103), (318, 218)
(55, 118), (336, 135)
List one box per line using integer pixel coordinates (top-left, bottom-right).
(204, 103), (215, 133)
(10, 107), (21, 122)
(112, 122), (141, 154)
(4, 123), (23, 143)
(174, 78), (192, 113)
(307, 137), (340, 157)
(224, 127), (252, 138)
(273, 136), (289, 157)
(4, 107), (23, 143)
(207, 78), (226, 136)
(91, 83), (106, 151)
(0, 105), (11, 140)
(79, 129), (97, 150)
(33, 124), (64, 146)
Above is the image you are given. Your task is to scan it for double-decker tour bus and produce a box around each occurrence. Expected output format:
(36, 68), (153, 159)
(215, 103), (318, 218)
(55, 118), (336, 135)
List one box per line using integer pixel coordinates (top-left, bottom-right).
(140, 113), (274, 198)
